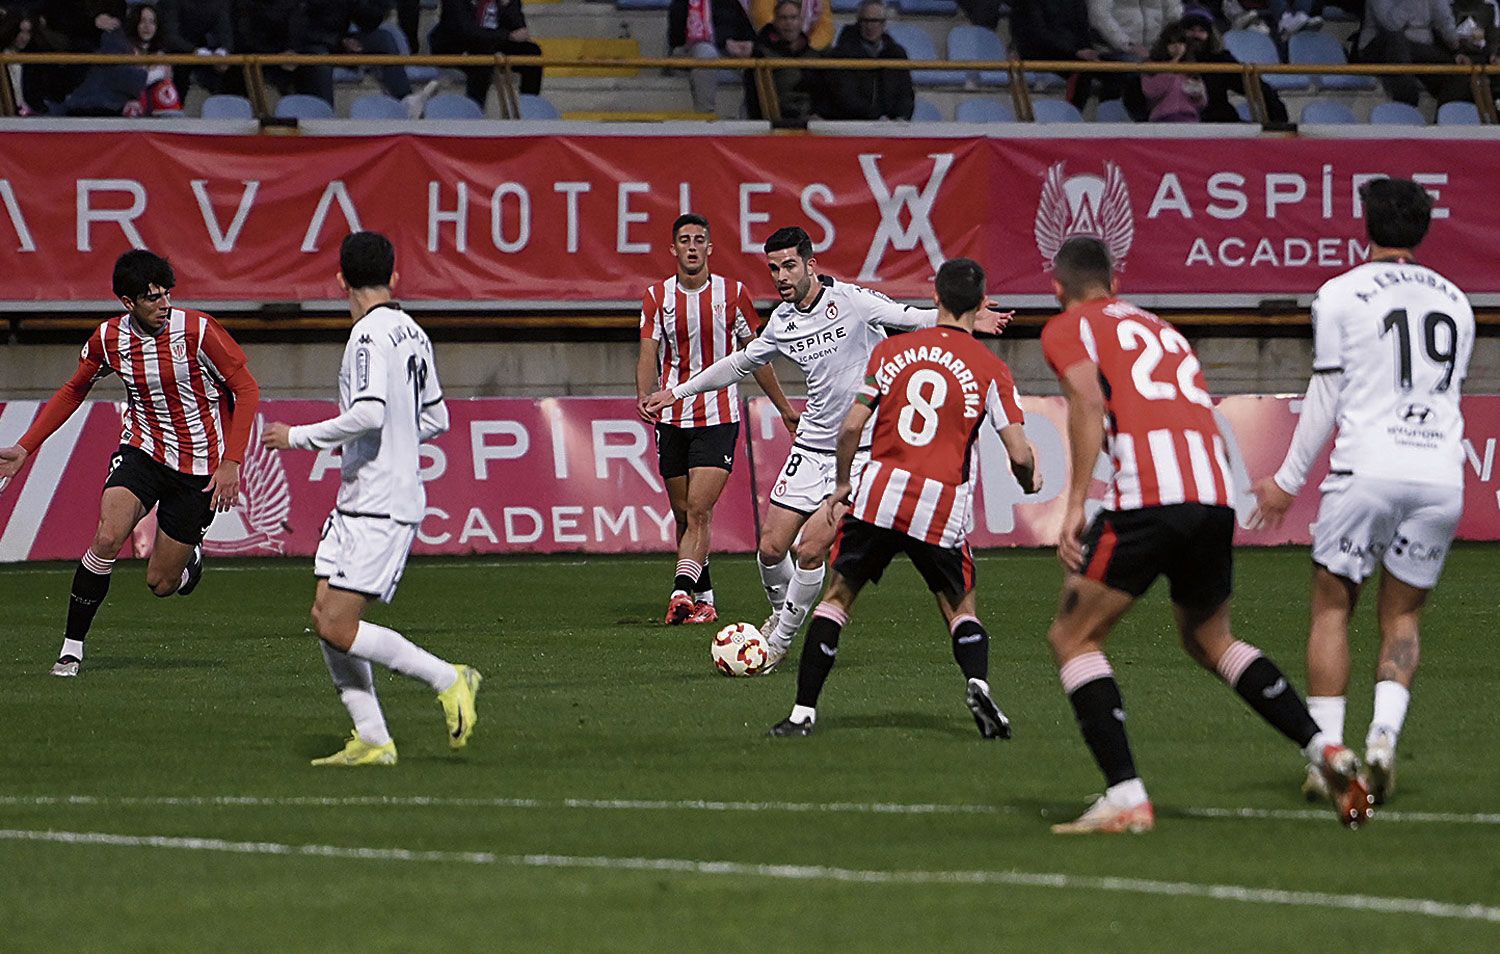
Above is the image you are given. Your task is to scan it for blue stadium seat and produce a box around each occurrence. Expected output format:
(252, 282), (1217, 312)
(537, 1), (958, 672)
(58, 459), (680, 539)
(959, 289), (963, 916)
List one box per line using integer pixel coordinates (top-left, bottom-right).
(1299, 98), (1357, 124)
(617, 0), (671, 8)
(897, 0), (958, 14)
(832, 0), (863, 11)
(274, 94), (335, 120)
(946, 25), (1009, 87)
(424, 93), (485, 119)
(1288, 31), (1374, 91)
(517, 93), (561, 119)
(1094, 98), (1133, 122)
(1223, 29), (1308, 92)
(350, 93), (407, 120)
(1031, 98), (1083, 123)
(201, 94), (253, 119)
(1370, 101), (1427, 125)
(911, 97), (944, 121)
(1437, 101), (1481, 125)
(1236, 99), (1251, 121)
(382, 21), (439, 82)
(885, 22), (966, 86)
(954, 97), (1015, 122)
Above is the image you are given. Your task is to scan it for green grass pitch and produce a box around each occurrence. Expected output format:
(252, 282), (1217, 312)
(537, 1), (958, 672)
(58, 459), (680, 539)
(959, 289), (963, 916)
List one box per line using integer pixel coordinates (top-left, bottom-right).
(1, 546), (1498, 952)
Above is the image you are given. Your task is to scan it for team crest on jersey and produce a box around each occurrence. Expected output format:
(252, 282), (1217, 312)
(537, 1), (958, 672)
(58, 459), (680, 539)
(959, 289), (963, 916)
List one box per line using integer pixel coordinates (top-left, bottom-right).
(203, 414), (292, 556)
(713, 301), (726, 320)
(826, 303), (839, 321)
(1034, 161), (1135, 270)
(170, 338), (188, 362)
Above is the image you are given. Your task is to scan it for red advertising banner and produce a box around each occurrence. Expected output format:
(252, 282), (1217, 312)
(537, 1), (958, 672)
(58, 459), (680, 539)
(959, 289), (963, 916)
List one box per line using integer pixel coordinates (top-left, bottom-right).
(0, 132), (1486, 305)
(3, 394), (1499, 562)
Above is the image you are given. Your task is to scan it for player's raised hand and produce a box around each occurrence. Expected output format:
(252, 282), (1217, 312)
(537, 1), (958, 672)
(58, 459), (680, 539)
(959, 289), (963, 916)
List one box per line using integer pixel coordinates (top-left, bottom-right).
(261, 422), (293, 450)
(1249, 476), (1295, 530)
(642, 389), (675, 417)
(206, 460), (241, 513)
(0, 444), (27, 481)
(1057, 504), (1087, 572)
(973, 300), (1015, 336)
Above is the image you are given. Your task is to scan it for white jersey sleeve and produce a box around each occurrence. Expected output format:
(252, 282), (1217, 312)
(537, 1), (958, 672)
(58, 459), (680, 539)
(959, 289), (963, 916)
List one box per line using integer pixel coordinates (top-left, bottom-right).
(849, 284), (938, 332)
(1310, 294), (1344, 373)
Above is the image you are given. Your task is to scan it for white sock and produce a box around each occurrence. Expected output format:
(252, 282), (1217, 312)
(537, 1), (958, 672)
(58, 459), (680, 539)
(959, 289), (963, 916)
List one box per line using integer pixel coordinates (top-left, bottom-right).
(759, 552), (794, 610)
(789, 704), (816, 725)
(1106, 778), (1149, 808)
(695, 588), (715, 605)
(321, 642), (391, 746)
(1369, 681), (1411, 745)
(61, 638), (85, 661)
(348, 621), (457, 693)
(776, 563), (826, 641)
(1306, 695), (1345, 748)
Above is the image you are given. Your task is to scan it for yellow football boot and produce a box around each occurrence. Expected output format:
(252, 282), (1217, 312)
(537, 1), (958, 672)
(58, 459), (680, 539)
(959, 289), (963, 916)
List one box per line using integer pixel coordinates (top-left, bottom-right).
(437, 665), (482, 749)
(311, 732), (397, 766)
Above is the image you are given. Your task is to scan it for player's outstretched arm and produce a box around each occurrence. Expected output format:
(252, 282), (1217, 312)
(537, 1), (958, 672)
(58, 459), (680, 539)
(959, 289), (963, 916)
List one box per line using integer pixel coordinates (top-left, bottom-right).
(262, 400), (385, 453)
(1057, 362), (1106, 572)
(643, 344), (769, 415)
(973, 300), (1015, 336)
(860, 285), (938, 332)
(7, 338), (107, 476)
(0, 444), (27, 482)
(998, 424), (1042, 494)
(1250, 370), (1340, 530)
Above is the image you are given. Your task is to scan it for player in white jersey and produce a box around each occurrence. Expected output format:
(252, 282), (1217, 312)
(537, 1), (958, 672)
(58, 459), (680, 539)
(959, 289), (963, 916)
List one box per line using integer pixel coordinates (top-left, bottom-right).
(643, 226), (1008, 667)
(1252, 179), (1474, 805)
(263, 232), (481, 767)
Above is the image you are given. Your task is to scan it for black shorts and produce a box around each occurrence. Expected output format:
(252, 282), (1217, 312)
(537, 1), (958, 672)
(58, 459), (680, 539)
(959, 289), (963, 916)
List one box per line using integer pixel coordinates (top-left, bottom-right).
(831, 515), (975, 603)
(103, 445), (215, 546)
(1078, 503), (1234, 610)
(655, 422), (739, 480)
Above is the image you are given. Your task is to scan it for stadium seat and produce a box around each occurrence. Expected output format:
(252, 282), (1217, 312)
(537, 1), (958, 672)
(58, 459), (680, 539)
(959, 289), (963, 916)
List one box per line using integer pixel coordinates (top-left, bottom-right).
(954, 97), (1015, 122)
(1094, 98), (1133, 122)
(381, 21), (439, 83)
(946, 25), (1009, 87)
(832, 0), (863, 10)
(1437, 101), (1481, 125)
(885, 22), (966, 87)
(1031, 98), (1083, 123)
(517, 93), (561, 119)
(201, 94), (253, 119)
(1236, 99), (1251, 121)
(1370, 101), (1427, 125)
(1223, 29), (1308, 92)
(274, 94), (335, 120)
(1288, 31), (1375, 91)
(1299, 98), (1357, 124)
(911, 97), (944, 121)
(350, 93), (407, 120)
(897, 0), (958, 15)
(424, 93), (485, 119)
(616, 0), (670, 8)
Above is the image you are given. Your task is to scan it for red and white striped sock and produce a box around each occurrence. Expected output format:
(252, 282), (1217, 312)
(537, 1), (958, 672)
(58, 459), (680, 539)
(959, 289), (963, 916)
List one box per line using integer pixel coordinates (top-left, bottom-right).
(673, 559), (702, 597)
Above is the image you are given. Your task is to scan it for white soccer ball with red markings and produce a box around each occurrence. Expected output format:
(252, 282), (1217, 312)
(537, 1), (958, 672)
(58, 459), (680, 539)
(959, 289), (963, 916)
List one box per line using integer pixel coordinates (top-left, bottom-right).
(712, 622), (769, 677)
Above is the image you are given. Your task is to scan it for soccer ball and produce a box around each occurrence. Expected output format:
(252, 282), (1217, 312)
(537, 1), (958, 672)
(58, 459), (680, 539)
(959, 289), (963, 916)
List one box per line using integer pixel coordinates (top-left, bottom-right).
(712, 622), (769, 677)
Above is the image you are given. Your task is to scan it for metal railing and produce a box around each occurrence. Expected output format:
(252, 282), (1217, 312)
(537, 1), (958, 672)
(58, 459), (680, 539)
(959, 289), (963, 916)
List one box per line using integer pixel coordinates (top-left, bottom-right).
(1, 51), (1496, 124)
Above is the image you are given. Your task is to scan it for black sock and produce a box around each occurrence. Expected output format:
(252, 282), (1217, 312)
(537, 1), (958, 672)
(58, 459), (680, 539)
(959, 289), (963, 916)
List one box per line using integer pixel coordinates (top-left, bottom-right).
(1232, 656), (1319, 748)
(65, 562), (113, 647)
(694, 562), (712, 595)
(672, 572), (696, 595)
(951, 618), (989, 682)
(1068, 677), (1138, 787)
(795, 614), (842, 708)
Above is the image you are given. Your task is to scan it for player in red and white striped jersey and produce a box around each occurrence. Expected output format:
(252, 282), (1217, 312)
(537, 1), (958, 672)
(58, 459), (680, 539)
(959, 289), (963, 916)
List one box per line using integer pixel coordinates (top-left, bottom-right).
(768, 258), (1041, 739)
(1038, 237), (1369, 834)
(636, 213), (798, 625)
(0, 250), (259, 677)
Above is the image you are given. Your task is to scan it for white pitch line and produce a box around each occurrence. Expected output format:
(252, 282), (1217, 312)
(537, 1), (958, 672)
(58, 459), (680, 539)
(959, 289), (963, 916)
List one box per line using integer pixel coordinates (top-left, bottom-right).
(1, 793), (1497, 827)
(1, 827), (1497, 925)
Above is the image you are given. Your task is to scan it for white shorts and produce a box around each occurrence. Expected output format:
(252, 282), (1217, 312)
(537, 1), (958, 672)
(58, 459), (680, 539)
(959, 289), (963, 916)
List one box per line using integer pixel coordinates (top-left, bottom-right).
(314, 510), (417, 604)
(1311, 475), (1462, 590)
(769, 445), (869, 515)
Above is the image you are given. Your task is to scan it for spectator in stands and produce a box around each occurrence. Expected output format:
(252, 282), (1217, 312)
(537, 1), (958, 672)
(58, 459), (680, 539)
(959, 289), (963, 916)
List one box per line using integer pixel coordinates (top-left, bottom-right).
(147, 0), (234, 98)
(1182, 6), (1289, 121)
(1356, 0), (1468, 104)
(0, 9), (41, 115)
(746, 0), (821, 122)
(1088, 0), (1183, 60)
(397, 0), (423, 53)
(33, 0), (124, 53)
(817, 0), (913, 120)
(293, 1), (434, 114)
(751, 0), (832, 49)
(61, 2), (180, 116)
(232, 0), (306, 98)
(669, 0), (756, 113)
(1142, 21), (1207, 119)
(432, 0), (544, 109)
(1010, 0), (1106, 109)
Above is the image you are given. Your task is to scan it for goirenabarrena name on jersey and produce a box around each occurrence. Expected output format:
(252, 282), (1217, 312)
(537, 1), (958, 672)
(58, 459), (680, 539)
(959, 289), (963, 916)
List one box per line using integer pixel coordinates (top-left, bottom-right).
(868, 343), (989, 419)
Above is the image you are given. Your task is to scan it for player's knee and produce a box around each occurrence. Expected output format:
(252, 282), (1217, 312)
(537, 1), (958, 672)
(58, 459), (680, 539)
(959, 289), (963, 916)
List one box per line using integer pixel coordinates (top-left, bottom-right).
(758, 540), (788, 565)
(793, 545), (824, 571)
(685, 504), (714, 529)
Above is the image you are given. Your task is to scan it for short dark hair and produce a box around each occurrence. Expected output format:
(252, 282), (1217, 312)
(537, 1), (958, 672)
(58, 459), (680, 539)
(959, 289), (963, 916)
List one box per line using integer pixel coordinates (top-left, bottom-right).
(1149, 22), (1189, 61)
(934, 258), (985, 317)
(340, 231), (395, 290)
(1052, 236), (1114, 300)
(764, 226), (813, 260)
(1361, 178), (1433, 249)
(672, 213), (710, 240)
(112, 249), (175, 299)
